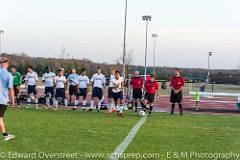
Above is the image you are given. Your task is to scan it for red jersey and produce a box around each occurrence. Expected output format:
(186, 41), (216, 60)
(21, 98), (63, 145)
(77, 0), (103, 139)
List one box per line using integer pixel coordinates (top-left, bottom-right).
(130, 77), (144, 89)
(145, 80), (159, 94)
(170, 76), (185, 90)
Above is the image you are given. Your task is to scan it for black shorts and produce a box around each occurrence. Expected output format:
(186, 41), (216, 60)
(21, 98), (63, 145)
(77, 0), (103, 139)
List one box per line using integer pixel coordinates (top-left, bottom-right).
(92, 87), (103, 100)
(170, 90), (183, 103)
(113, 91), (123, 102)
(45, 87), (54, 97)
(0, 105), (7, 118)
(144, 93), (155, 103)
(69, 85), (78, 96)
(55, 88), (66, 99)
(14, 85), (20, 96)
(108, 87), (114, 98)
(28, 85), (37, 95)
(78, 88), (87, 99)
(133, 89), (143, 99)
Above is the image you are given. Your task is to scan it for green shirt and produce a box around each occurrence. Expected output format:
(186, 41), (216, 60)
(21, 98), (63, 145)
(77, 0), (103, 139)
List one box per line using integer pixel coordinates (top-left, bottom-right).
(12, 72), (22, 86)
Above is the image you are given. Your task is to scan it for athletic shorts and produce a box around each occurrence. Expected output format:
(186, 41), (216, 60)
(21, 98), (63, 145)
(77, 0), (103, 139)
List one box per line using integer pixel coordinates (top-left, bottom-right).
(108, 87), (114, 98)
(45, 87), (55, 97)
(28, 85), (37, 95)
(133, 89), (143, 99)
(55, 88), (66, 99)
(113, 91), (123, 102)
(0, 105), (7, 118)
(144, 93), (155, 103)
(170, 90), (183, 103)
(78, 88), (87, 99)
(92, 87), (103, 100)
(14, 85), (20, 97)
(69, 85), (78, 96)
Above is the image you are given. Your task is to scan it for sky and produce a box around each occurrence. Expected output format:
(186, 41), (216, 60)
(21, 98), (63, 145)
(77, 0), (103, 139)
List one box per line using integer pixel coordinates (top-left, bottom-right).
(0, 0), (240, 69)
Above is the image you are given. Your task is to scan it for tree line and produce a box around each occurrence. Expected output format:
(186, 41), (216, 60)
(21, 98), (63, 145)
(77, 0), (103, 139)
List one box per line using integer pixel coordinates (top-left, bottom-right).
(2, 53), (239, 84)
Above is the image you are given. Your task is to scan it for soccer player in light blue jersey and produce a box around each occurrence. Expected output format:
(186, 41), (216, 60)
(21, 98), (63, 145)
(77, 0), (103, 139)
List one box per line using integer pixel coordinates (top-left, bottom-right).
(0, 57), (15, 141)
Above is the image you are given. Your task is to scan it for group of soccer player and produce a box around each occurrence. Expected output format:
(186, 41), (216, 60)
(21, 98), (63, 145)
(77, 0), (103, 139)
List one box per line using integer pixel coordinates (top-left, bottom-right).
(0, 56), (185, 141)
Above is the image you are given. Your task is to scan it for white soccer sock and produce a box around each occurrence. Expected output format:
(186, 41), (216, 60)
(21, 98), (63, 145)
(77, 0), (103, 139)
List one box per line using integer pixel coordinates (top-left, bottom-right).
(46, 97), (50, 106)
(55, 100), (59, 108)
(83, 100), (86, 106)
(27, 97), (31, 103)
(34, 98), (38, 105)
(74, 100), (79, 106)
(98, 101), (102, 110)
(90, 100), (94, 109)
(64, 99), (68, 107)
(120, 105), (124, 114)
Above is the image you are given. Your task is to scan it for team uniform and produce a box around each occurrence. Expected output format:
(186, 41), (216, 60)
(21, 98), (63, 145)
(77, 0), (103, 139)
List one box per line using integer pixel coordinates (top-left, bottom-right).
(25, 71), (38, 105)
(170, 76), (185, 115)
(54, 75), (67, 109)
(90, 73), (106, 110)
(42, 72), (56, 107)
(0, 67), (15, 141)
(130, 77), (144, 99)
(108, 74), (115, 99)
(68, 73), (79, 96)
(144, 80), (159, 103)
(0, 68), (13, 118)
(77, 75), (89, 106)
(112, 77), (124, 113)
(130, 76), (144, 112)
(170, 76), (185, 103)
(12, 72), (22, 105)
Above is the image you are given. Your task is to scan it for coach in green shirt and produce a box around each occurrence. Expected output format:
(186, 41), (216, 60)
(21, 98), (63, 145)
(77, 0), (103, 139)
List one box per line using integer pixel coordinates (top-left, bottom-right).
(11, 66), (22, 105)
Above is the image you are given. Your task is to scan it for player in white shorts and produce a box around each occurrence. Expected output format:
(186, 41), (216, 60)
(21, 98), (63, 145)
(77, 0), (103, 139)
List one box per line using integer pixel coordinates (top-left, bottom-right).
(112, 70), (125, 117)
(54, 68), (68, 110)
(89, 67), (106, 112)
(76, 69), (89, 110)
(42, 66), (56, 108)
(25, 65), (39, 108)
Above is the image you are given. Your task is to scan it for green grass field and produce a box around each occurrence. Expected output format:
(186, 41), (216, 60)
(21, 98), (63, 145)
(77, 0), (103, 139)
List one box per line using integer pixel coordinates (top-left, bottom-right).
(0, 107), (240, 160)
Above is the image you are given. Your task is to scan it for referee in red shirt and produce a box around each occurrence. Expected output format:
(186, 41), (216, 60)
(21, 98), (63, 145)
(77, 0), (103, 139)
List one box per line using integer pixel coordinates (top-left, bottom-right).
(170, 68), (185, 115)
(130, 70), (144, 112)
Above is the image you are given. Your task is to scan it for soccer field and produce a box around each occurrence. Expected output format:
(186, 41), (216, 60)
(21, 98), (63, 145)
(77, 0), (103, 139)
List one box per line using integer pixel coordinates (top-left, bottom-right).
(0, 107), (240, 160)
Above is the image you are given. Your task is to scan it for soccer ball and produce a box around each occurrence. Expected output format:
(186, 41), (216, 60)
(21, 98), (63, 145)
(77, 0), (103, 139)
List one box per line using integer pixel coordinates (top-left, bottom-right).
(139, 110), (146, 117)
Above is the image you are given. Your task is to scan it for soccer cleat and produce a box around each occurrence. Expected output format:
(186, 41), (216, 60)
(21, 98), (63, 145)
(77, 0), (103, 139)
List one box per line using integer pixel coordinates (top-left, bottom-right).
(72, 107), (77, 110)
(105, 110), (113, 114)
(3, 134), (15, 141)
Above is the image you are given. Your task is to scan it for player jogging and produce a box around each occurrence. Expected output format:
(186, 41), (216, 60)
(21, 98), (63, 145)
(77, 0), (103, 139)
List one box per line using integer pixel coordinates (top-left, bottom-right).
(76, 69), (89, 110)
(89, 67), (106, 112)
(67, 68), (79, 108)
(170, 68), (185, 116)
(142, 74), (159, 116)
(25, 65), (39, 108)
(54, 68), (68, 110)
(11, 66), (22, 106)
(106, 67), (116, 114)
(112, 70), (125, 117)
(0, 57), (15, 141)
(130, 70), (144, 112)
(42, 66), (56, 108)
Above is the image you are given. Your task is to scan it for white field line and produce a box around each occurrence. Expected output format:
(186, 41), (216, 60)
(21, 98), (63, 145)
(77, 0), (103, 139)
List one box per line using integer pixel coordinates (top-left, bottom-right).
(109, 116), (148, 160)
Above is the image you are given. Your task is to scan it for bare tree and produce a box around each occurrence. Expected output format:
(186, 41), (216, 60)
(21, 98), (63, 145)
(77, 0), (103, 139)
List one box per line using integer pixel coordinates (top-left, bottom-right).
(116, 49), (134, 76)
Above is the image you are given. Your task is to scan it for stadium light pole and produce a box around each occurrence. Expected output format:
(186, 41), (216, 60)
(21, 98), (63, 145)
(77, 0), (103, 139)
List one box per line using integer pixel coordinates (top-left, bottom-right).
(152, 33), (158, 74)
(122, 0), (128, 79)
(0, 30), (3, 55)
(142, 15), (152, 80)
(207, 51), (213, 83)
